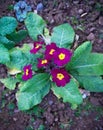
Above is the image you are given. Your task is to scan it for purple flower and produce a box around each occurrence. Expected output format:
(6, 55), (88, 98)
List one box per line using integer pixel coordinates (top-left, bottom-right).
(51, 68), (71, 87)
(45, 43), (58, 60)
(53, 48), (72, 66)
(37, 58), (48, 68)
(30, 41), (44, 54)
(22, 65), (32, 81)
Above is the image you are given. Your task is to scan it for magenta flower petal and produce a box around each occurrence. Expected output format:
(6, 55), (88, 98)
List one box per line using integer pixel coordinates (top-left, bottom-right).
(53, 48), (72, 66)
(22, 65), (33, 81)
(37, 58), (49, 68)
(45, 43), (58, 60)
(51, 68), (71, 87)
(30, 41), (44, 54)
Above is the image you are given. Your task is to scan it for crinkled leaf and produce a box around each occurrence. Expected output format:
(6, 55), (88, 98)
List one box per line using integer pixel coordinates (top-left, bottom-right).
(7, 30), (28, 43)
(16, 73), (50, 110)
(20, 44), (40, 63)
(0, 35), (15, 49)
(0, 17), (18, 36)
(6, 44), (40, 72)
(0, 44), (10, 64)
(51, 23), (75, 48)
(51, 78), (83, 105)
(0, 77), (19, 90)
(25, 12), (46, 40)
(6, 48), (28, 70)
(74, 75), (103, 92)
(20, 44), (41, 71)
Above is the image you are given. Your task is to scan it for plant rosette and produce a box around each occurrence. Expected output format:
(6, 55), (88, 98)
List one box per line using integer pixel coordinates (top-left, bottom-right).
(0, 12), (103, 111)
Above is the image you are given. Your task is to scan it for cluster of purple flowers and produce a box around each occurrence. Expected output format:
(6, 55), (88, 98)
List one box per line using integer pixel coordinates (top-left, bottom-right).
(22, 42), (72, 87)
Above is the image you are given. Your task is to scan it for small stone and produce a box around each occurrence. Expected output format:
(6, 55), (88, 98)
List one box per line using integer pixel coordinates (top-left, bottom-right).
(82, 94), (87, 99)
(98, 17), (103, 26)
(45, 121), (48, 124)
(87, 33), (95, 41)
(80, 12), (87, 17)
(73, 1), (79, 4)
(48, 100), (53, 105)
(5, 94), (9, 97)
(50, 19), (55, 24)
(98, 39), (102, 44)
(66, 3), (69, 8)
(88, 1), (95, 5)
(13, 117), (17, 121)
(14, 109), (20, 113)
(78, 9), (83, 15)
(34, 10), (37, 14)
(90, 27), (96, 32)
(75, 34), (79, 41)
(54, 118), (58, 122)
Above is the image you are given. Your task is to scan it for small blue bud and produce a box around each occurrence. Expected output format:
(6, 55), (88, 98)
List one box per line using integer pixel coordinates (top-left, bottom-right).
(36, 3), (44, 12)
(14, 0), (32, 22)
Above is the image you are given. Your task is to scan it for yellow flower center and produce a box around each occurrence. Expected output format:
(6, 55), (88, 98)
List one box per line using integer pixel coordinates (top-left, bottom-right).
(35, 44), (40, 49)
(58, 53), (65, 60)
(57, 73), (64, 80)
(41, 59), (48, 64)
(26, 69), (29, 76)
(49, 49), (55, 55)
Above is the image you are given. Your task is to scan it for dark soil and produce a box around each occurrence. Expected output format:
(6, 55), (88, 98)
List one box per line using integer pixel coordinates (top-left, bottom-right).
(0, 0), (103, 130)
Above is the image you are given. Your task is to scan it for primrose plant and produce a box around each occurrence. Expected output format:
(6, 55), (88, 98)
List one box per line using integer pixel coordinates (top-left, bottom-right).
(0, 12), (103, 111)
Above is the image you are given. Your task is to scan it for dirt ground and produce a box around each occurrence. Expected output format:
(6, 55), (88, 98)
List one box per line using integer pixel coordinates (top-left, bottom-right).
(0, 0), (103, 130)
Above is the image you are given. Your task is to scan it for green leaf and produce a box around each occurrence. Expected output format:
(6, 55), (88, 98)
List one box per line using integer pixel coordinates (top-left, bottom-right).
(66, 41), (103, 92)
(0, 44), (10, 64)
(67, 42), (103, 76)
(51, 78), (83, 105)
(74, 75), (103, 92)
(0, 77), (19, 90)
(25, 13), (46, 40)
(6, 47), (28, 70)
(6, 44), (41, 72)
(51, 23), (75, 48)
(20, 44), (39, 63)
(70, 53), (103, 76)
(16, 73), (50, 110)
(0, 16), (18, 36)
(0, 35), (15, 49)
(67, 41), (92, 69)
(71, 41), (92, 62)
(7, 30), (28, 43)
